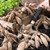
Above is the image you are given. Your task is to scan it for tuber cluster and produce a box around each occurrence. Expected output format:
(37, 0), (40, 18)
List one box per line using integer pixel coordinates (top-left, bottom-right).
(0, 2), (50, 50)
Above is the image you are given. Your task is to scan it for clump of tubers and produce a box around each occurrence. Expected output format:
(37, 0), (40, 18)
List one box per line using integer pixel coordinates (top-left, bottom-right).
(0, 2), (50, 50)
(17, 24), (50, 49)
(34, 15), (50, 30)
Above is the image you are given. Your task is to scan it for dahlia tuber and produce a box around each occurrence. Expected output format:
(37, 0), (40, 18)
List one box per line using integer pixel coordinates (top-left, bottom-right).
(17, 41), (27, 50)
(0, 37), (8, 50)
(35, 35), (40, 48)
(15, 17), (22, 25)
(40, 35), (48, 47)
(8, 41), (12, 50)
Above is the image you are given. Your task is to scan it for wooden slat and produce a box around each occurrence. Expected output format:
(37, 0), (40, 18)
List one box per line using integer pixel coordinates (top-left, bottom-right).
(23, 0), (44, 5)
